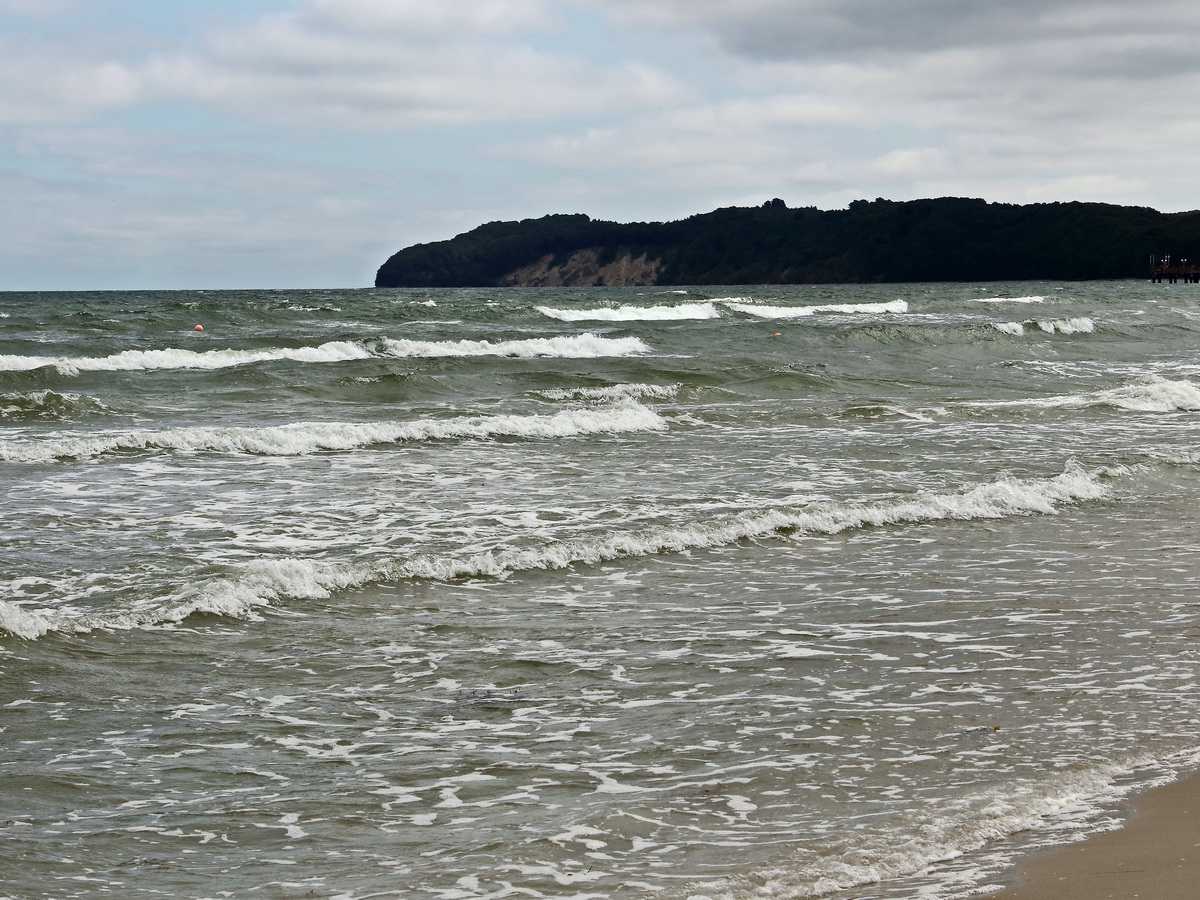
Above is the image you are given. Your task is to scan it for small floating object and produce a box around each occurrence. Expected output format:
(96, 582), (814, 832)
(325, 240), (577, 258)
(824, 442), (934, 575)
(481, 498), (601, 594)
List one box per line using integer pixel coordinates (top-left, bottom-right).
(772, 332), (782, 336)
(193, 325), (204, 331)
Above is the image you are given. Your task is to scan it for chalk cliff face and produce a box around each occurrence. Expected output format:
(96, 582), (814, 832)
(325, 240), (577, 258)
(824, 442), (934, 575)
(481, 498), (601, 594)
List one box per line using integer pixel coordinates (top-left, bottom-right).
(498, 248), (663, 287)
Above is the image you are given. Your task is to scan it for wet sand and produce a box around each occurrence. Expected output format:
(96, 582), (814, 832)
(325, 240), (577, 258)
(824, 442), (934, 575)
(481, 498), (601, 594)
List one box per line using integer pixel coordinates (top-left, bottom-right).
(986, 770), (1200, 900)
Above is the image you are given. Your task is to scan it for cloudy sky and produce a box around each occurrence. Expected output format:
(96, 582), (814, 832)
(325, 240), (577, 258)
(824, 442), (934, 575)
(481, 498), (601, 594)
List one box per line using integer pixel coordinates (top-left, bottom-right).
(4, 0), (1199, 289)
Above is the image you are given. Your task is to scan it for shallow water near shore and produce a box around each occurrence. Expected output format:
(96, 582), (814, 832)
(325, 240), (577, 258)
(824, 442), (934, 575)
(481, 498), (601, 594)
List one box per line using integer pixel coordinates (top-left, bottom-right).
(4, 282), (1200, 899)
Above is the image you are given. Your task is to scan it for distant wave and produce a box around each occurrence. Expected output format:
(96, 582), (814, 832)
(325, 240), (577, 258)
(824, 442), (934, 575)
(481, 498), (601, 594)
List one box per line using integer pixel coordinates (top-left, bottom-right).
(0, 333), (649, 375)
(536, 303), (720, 322)
(536, 383), (679, 402)
(0, 340), (374, 374)
(1, 466), (1113, 639)
(971, 295), (1046, 304)
(0, 390), (111, 420)
(0, 402), (667, 463)
(992, 317), (1094, 336)
(725, 300), (909, 318)
(380, 333), (650, 358)
(962, 377), (1200, 413)
(1037, 317), (1094, 334)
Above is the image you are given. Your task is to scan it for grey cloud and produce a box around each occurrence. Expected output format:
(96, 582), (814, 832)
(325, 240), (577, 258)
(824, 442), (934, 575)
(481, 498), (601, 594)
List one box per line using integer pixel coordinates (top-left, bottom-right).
(594, 0), (1200, 62)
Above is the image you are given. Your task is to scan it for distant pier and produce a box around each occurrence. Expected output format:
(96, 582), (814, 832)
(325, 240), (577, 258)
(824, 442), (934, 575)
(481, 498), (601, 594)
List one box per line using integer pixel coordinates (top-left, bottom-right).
(1150, 257), (1200, 283)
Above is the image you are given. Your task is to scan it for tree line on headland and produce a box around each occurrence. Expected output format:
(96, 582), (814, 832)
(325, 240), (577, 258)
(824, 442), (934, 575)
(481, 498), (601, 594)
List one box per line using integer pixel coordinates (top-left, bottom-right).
(374, 197), (1200, 287)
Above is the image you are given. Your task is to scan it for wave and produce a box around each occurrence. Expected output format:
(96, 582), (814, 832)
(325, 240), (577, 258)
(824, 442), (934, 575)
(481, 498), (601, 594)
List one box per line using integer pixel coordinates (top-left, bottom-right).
(992, 322), (1027, 336)
(971, 295), (1046, 304)
(725, 300), (909, 318)
(992, 317), (1094, 336)
(1037, 317), (1094, 334)
(0, 402), (668, 463)
(536, 383), (679, 402)
(379, 333), (650, 358)
(962, 377), (1200, 413)
(0, 333), (650, 376)
(1, 466), (1114, 639)
(0, 390), (111, 420)
(0, 340), (374, 375)
(536, 303), (720, 322)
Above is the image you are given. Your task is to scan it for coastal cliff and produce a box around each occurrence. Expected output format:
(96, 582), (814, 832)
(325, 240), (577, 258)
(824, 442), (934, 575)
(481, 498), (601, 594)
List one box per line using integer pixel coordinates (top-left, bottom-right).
(498, 248), (663, 287)
(375, 198), (1200, 287)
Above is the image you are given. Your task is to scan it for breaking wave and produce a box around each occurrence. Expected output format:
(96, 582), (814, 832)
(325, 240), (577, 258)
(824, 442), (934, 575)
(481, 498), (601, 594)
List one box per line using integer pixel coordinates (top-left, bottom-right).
(536, 383), (679, 402)
(963, 377), (1200, 413)
(536, 303), (720, 322)
(379, 333), (650, 358)
(991, 317), (1094, 336)
(0, 402), (667, 463)
(0, 390), (111, 420)
(1, 466), (1113, 639)
(971, 295), (1047, 304)
(0, 341), (374, 374)
(0, 333), (650, 375)
(725, 300), (908, 318)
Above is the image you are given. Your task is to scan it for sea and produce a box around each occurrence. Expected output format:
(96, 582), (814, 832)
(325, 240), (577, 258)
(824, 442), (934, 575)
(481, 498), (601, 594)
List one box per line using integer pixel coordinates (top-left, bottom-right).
(4, 281), (1200, 900)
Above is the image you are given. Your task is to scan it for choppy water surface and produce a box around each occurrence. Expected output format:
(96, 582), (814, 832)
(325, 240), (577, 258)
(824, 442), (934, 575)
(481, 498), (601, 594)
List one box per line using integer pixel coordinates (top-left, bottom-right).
(4, 283), (1200, 900)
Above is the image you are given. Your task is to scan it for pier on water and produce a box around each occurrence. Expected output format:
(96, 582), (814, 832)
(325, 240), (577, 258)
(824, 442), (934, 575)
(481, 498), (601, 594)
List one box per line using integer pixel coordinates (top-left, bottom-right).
(1150, 257), (1200, 283)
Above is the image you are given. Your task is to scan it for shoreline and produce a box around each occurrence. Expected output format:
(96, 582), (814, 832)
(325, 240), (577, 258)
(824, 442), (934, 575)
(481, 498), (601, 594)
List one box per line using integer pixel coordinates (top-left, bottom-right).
(984, 769), (1200, 900)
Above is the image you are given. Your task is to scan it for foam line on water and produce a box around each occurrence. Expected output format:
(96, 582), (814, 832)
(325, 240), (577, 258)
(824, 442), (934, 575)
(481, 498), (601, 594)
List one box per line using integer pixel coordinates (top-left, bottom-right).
(0, 402), (667, 462)
(0, 465), (1116, 639)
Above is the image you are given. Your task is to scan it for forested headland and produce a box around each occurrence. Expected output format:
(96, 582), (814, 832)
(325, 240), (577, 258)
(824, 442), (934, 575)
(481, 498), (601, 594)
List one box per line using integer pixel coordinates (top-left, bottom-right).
(374, 197), (1200, 287)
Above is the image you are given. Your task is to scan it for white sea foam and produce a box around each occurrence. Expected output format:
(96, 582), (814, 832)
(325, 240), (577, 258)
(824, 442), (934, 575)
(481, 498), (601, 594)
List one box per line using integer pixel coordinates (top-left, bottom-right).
(679, 759), (1145, 900)
(0, 390), (109, 419)
(380, 333), (650, 358)
(383, 465), (1111, 583)
(0, 333), (649, 374)
(1036, 317), (1094, 334)
(725, 300), (908, 318)
(0, 341), (374, 374)
(992, 322), (1025, 335)
(960, 377), (1200, 414)
(0, 466), (1115, 640)
(536, 303), (720, 322)
(536, 383), (679, 402)
(0, 402), (667, 463)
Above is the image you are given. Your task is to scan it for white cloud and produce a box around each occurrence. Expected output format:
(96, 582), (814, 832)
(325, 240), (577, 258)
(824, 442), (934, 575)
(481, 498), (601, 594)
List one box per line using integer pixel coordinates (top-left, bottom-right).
(0, 0), (681, 130)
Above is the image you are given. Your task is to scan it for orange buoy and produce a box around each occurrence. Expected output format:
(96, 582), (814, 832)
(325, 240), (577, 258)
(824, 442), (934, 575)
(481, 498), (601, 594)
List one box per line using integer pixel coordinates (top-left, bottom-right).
(193, 325), (204, 331)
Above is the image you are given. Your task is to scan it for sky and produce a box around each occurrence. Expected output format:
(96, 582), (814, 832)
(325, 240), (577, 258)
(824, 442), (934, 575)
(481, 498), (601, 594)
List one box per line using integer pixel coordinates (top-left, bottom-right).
(4, 0), (1200, 290)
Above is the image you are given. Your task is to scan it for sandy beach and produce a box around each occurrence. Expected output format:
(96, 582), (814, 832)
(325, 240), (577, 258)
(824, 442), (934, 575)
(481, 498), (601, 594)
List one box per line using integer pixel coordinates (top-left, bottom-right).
(986, 770), (1200, 900)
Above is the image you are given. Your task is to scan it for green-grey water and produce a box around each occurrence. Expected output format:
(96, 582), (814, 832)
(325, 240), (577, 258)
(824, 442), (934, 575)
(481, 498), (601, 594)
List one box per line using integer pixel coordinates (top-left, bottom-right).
(4, 283), (1200, 900)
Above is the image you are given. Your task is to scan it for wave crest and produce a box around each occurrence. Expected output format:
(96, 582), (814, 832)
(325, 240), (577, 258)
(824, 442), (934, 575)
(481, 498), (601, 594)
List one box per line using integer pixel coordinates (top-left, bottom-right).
(0, 402), (667, 463)
(725, 300), (908, 319)
(380, 333), (649, 358)
(1, 466), (1113, 640)
(537, 303), (720, 322)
